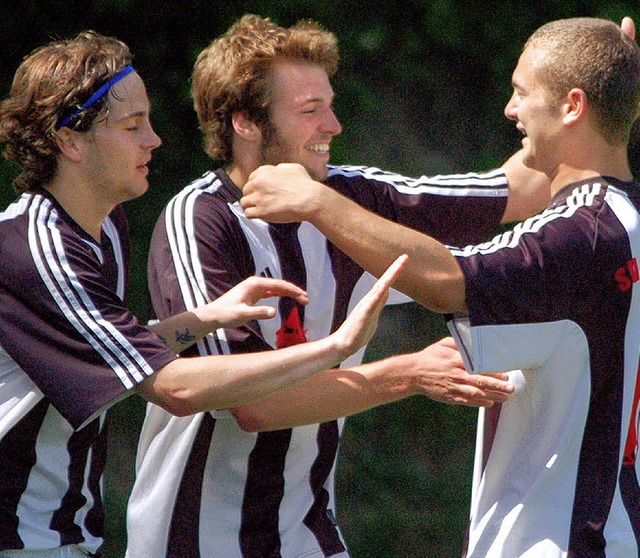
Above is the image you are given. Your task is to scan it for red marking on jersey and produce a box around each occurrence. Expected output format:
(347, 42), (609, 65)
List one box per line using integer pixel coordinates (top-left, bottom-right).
(623, 359), (640, 466)
(276, 306), (308, 348)
(615, 258), (639, 292)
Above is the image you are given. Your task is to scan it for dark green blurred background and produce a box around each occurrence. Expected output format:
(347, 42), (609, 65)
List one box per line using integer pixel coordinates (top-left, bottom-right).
(2, 1), (639, 556)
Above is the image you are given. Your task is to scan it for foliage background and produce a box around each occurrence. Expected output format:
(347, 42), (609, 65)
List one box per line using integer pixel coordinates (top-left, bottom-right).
(1, 1), (639, 556)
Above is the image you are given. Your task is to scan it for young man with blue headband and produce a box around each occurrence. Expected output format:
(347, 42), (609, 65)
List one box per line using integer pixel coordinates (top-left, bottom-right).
(54, 64), (135, 131)
(0, 30), (402, 557)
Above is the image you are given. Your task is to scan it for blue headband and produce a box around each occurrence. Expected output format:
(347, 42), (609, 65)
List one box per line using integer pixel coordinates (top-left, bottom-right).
(56, 65), (136, 130)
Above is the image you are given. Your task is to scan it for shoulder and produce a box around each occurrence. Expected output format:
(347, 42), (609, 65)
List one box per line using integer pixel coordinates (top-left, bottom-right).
(326, 164), (509, 194)
(163, 170), (239, 217)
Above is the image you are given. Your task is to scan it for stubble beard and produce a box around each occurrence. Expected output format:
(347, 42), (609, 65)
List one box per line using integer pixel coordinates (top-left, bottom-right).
(260, 123), (328, 183)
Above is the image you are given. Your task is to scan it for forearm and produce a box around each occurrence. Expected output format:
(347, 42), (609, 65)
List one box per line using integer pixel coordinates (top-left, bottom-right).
(148, 276), (310, 353)
(229, 354), (417, 431)
(312, 188), (466, 312)
(501, 149), (550, 223)
(148, 311), (218, 354)
(228, 336), (514, 431)
(139, 334), (354, 415)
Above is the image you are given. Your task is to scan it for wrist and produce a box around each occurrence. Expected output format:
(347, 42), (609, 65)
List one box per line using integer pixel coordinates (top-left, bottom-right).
(306, 187), (340, 226)
(379, 352), (420, 396)
(191, 305), (220, 331)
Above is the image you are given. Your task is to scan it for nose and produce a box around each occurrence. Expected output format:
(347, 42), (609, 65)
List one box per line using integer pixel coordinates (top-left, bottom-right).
(145, 123), (162, 151)
(504, 93), (518, 121)
(323, 108), (342, 136)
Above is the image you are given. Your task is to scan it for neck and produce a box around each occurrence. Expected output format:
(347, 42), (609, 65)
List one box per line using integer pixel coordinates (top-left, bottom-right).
(45, 173), (113, 242)
(549, 144), (632, 197)
(227, 133), (265, 191)
(225, 165), (249, 191)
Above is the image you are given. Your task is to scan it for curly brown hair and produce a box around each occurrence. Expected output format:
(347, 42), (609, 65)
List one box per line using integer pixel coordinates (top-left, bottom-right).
(192, 14), (339, 163)
(0, 31), (132, 192)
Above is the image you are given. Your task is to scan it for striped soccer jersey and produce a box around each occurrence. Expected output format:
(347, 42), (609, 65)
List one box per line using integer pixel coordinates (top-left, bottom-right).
(0, 189), (177, 554)
(447, 177), (640, 557)
(126, 165), (509, 558)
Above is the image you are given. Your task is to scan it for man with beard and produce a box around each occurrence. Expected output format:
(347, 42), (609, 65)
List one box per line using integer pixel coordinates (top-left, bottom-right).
(127, 13), (551, 558)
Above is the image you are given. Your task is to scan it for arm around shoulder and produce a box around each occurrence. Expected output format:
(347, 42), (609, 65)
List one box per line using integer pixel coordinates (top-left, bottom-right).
(500, 149), (550, 223)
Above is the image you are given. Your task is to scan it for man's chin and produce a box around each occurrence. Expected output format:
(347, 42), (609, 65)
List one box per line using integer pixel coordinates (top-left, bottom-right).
(307, 164), (329, 182)
(521, 151), (537, 170)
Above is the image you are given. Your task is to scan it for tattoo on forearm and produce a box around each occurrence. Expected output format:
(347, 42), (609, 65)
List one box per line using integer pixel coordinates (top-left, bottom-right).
(175, 328), (196, 345)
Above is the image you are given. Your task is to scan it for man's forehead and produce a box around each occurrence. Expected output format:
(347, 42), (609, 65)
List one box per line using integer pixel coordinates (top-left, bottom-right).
(106, 72), (150, 118)
(269, 60), (333, 100)
(524, 45), (549, 68)
(512, 46), (546, 83)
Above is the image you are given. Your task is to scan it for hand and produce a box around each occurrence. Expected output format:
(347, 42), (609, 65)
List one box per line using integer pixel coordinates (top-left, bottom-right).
(241, 163), (325, 223)
(192, 276), (309, 329)
(621, 17), (640, 119)
(409, 337), (514, 407)
(622, 16), (635, 40)
(331, 254), (408, 359)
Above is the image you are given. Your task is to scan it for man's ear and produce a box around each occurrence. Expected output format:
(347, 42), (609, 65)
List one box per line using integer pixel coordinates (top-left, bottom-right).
(232, 111), (261, 141)
(54, 128), (84, 163)
(562, 88), (588, 127)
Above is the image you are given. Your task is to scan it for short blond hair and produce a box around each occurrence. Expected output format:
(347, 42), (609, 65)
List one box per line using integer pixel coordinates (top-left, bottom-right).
(525, 17), (640, 145)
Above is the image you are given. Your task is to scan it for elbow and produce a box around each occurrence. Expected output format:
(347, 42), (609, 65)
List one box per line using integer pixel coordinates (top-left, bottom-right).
(397, 259), (466, 314)
(426, 294), (465, 315)
(228, 405), (279, 432)
(159, 393), (199, 417)
(151, 389), (200, 417)
(406, 284), (466, 315)
(138, 377), (203, 417)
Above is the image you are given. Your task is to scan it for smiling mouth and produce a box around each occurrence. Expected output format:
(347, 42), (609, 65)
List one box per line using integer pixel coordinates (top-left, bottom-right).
(306, 144), (330, 153)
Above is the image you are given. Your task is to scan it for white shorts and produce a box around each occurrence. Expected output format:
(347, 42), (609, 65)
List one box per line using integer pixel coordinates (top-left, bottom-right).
(0, 546), (90, 558)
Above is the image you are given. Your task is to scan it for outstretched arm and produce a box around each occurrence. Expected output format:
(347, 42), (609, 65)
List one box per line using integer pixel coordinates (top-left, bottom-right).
(148, 275), (309, 353)
(228, 336), (514, 432)
(138, 255), (408, 415)
(242, 164), (466, 313)
(500, 149), (549, 223)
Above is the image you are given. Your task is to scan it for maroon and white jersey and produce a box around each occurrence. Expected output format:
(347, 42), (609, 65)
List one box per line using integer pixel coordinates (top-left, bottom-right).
(448, 177), (640, 557)
(0, 189), (177, 554)
(126, 165), (509, 558)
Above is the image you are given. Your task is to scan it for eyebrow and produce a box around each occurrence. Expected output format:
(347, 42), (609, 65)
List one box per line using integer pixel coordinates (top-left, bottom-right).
(511, 75), (526, 91)
(296, 93), (335, 107)
(111, 109), (149, 124)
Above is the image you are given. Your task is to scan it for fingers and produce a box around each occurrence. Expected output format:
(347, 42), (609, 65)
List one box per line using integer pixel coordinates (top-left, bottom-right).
(238, 277), (309, 305)
(622, 16), (636, 41)
(416, 365), (514, 407)
(361, 255), (408, 317)
(371, 254), (408, 297)
(468, 373), (515, 395)
(440, 380), (513, 407)
(245, 164), (276, 185)
(333, 255), (409, 355)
